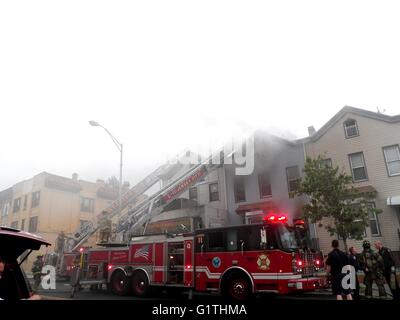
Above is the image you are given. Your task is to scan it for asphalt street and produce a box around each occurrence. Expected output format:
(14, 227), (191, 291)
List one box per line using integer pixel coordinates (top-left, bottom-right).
(34, 280), (395, 301)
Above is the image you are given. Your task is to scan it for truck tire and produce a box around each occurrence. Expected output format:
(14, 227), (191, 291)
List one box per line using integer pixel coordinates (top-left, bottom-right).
(222, 273), (252, 301)
(132, 271), (150, 297)
(110, 270), (131, 296)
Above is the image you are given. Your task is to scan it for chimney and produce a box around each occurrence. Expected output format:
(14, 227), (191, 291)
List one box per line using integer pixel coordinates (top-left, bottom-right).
(72, 173), (78, 181)
(307, 126), (316, 136)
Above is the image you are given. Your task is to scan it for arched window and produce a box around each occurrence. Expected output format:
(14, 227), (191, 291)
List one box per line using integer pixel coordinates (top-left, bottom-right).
(343, 119), (359, 138)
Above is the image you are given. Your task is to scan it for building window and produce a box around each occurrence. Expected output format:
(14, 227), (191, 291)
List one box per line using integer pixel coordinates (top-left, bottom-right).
(31, 191), (40, 208)
(234, 176), (246, 203)
(29, 216), (38, 233)
(344, 119), (359, 138)
(209, 183), (219, 202)
(349, 152), (368, 182)
(189, 187), (198, 201)
(367, 203), (381, 236)
(23, 195), (28, 210)
(11, 221), (18, 229)
(258, 172), (272, 198)
(286, 166), (300, 192)
(319, 158), (332, 168)
(21, 219), (25, 231)
(1, 203), (10, 217)
(80, 197), (94, 212)
(12, 198), (21, 213)
(383, 145), (400, 176)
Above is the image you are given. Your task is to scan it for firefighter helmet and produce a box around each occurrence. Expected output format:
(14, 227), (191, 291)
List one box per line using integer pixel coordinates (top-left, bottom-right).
(362, 240), (371, 249)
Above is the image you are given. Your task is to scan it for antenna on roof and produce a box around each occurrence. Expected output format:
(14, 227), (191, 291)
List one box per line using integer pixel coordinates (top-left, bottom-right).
(377, 107), (386, 114)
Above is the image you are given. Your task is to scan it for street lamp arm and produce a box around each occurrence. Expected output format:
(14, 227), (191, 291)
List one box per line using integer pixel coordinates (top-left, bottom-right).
(99, 125), (122, 152)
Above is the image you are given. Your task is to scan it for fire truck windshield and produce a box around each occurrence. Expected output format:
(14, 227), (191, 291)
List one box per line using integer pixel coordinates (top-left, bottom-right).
(276, 224), (298, 250)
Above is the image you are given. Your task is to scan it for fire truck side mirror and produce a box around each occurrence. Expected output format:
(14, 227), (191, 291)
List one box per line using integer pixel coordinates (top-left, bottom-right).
(240, 240), (245, 255)
(200, 243), (204, 256)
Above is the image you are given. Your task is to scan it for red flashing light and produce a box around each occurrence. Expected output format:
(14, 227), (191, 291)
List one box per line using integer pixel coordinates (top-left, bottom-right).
(108, 265), (113, 271)
(294, 219), (305, 225)
(264, 213), (288, 224)
(297, 260), (303, 267)
(315, 259), (321, 266)
(79, 248), (84, 253)
(185, 264), (192, 270)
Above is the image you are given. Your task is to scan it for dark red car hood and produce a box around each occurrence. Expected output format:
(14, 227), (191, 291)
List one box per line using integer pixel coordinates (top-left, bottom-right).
(0, 227), (51, 260)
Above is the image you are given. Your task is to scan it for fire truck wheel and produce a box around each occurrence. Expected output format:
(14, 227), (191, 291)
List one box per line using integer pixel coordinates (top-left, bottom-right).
(223, 273), (252, 301)
(132, 271), (150, 297)
(110, 270), (131, 296)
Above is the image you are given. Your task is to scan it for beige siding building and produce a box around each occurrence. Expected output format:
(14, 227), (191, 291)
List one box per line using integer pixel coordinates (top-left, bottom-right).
(304, 106), (400, 254)
(0, 172), (116, 270)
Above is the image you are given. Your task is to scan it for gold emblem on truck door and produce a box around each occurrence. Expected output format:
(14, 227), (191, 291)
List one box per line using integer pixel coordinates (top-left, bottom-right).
(257, 254), (270, 270)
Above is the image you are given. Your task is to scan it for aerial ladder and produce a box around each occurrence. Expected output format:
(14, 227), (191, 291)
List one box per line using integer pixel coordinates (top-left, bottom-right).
(116, 149), (226, 241)
(58, 149), (227, 278)
(62, 152), (191, 253)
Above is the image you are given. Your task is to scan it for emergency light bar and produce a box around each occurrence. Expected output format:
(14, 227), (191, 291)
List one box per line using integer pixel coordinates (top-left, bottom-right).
(294, 219), (305, 225)
(263, 213), (288, 224)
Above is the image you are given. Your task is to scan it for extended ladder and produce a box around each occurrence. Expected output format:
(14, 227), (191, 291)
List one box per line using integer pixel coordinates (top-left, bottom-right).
(117, 150), (226, 240)
(67, 152), (190, 251)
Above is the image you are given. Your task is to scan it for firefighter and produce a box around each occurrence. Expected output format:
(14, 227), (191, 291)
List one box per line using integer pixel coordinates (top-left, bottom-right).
(98, 211), (112, 243)
(31, 255), (44, 292)
(55, 231), (66, 254)
(360, 240), (386, 299)
(375, 240), (399, 300)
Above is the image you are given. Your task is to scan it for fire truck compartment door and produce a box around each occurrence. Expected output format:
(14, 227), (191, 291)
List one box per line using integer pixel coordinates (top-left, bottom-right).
(153, 242), (165, 284)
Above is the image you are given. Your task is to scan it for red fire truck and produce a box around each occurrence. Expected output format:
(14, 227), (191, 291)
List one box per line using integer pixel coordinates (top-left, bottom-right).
(70, 213), (326, 300)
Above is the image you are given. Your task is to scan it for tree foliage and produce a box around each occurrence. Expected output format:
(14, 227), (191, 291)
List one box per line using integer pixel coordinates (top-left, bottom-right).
(294, 156), (381, 250)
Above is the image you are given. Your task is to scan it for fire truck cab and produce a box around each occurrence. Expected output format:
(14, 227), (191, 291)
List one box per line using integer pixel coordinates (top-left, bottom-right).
(193, 214), (325, 299)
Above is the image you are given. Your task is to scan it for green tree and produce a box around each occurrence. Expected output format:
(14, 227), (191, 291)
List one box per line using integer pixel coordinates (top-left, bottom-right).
(294, 156), (381, 251)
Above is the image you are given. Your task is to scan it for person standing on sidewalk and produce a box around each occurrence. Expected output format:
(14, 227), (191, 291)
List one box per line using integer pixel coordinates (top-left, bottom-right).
(326, 240), (353, 300)
(348, 247), (361, 300)
(375, 241), (399, 300)
(31, 255), (44, 292)
(360, 240), (386, 299)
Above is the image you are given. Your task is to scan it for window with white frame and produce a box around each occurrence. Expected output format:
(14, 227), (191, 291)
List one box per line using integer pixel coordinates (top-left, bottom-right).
(286, 166), (300, 192)
(349, 152), (368, 181)
(367, 202), (381, 236)
(383, 145), (400, 176)
(343, 119), (359, 138)
(319, 158), (332, 168)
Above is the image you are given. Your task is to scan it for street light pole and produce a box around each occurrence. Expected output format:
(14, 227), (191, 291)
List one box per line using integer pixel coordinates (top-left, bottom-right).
(89, 121), (123, 227)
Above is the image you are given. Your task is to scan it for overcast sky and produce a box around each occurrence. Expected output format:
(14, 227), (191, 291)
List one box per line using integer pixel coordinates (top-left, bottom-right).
(1, 1), (399, 190)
